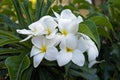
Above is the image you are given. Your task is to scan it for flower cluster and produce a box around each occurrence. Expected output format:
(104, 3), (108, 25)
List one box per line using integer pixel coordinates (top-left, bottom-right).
(17, 9), (99, 68)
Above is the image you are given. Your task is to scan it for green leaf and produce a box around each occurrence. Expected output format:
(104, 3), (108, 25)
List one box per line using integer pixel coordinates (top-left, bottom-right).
(79, 23), (100, 49)
(0, 30), (19, 39)
(69, 68), (99, 80)
(5, 55), (30, 80)
(41, 0), (55, 16)
(83, 20), (100, 48)
(10, 0), (26, 28)
(38, 67), (57, 80)
(98, 27), (112, 41)
(0, 14), (13, 26)
(0, 55), (9, 61)
(21, 66), (33, 80)
(35, 0), (44, 21)
(68, 64), (99, 80)
(22, 0), (32, 25)
(90, 16), (114, 32)
(0, 14), (18, 33)
(64, 62), (99, 80)
(0, 48), (22, 55)
(0, 38), (20, 46)
(41, 60), (57, 66)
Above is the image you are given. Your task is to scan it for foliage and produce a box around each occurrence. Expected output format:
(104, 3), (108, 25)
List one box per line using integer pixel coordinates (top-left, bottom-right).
(0, 0), (120, 80)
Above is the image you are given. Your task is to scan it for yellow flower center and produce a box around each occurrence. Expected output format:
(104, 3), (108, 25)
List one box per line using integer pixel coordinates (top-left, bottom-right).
(40, 45), (47, 53)
(66, 47), (73, 52)
(62, 30), (68, 36)
(46, 28), (51, 35)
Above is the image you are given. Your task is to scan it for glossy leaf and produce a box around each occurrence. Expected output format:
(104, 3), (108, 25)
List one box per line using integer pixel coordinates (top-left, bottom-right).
(98, 27), (112, 41)
(90, 16), (114, 32)
(83, 20), (100, 49)
(79, 23), (100, 49)
(21, 66), (33, 80)
(5, 55), (30, 80)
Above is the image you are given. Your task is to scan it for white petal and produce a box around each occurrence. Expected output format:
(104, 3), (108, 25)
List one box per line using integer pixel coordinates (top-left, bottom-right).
(65, 35), (78, 49)
(30, 46), (40, 57)
(44, 38), (56, 47)
(53, 10), (60, 19)
(32, 36), (56, 48)
(61, 9), (76, 20)
(29, 20), (42, 30)
(46, 29), (57, 39)
(87, 46), (98, 62)
(45, 47), (58, 61)
(58, 19), (71, 32)
(40, 16), (57, 29)
(57, 50), (72, 66)
(80, 33), (98, 52)
(60, 38), (66, 50)
(32, 36), (44, 48)
(33, 53), (44, 68)
(92, 45), (99, 57)
(68, 21), (78, 34)
(28, 21), (44, 35)
(81, 34), (95, 46)
(55, 9), (80, 35)
(52, 34), (63, 46)
(77, 16), (83, 23)
(60, 34), (77, 50)
(88, 60), (97, 68)
(17, 29), (32, 35)
(20, 35), (33, 42)
(78, 37), (89, 53)
(72, 50), (85, 66)
(58, 19), (78, 34)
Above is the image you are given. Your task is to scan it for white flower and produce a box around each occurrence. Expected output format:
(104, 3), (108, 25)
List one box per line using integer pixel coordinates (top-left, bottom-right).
(39, 16), (58, 39)
(17, 16), (58, 41)
(53, 9), (83, 37)
(17, 20), (44, 42)
(87, 43), (99, 68)
(57, 35), (85, 66)
(30, 36), (58, 68)
(78, 33), (99, 67)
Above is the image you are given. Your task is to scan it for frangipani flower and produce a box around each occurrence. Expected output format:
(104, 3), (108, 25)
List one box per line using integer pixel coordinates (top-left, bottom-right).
(16, 8), (99, 68)
(78, 33), (99, 67)
(17, 16), (58, 41)
(53, 9), (83, 37)
(39, 16), (58, 39)
(17, 21), (44, 42)
(57, 35), (85, 66)
(30, 36), (58, 68)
